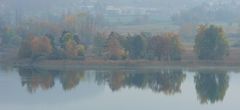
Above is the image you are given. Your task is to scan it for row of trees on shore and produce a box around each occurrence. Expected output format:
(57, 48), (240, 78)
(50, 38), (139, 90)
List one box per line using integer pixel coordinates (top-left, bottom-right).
(17, 24), (230, 61)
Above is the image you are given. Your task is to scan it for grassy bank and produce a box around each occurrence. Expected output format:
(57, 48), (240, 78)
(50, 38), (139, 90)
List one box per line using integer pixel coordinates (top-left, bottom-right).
(2, 47), (240, 69)
(15, 59), (240, 71)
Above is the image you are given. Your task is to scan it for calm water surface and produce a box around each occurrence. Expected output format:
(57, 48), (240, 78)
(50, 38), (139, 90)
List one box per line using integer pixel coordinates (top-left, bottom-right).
(0, 67), (240, 110)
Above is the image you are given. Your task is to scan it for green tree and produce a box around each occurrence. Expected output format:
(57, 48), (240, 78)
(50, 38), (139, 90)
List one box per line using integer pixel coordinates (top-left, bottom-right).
(60, 32), (85, 59)
(1, 27), (21, 47)
(60, 32), (74, 49)
(93, 33), (107, 57)
(75, 44), (85, 56)
(125, 34), (147, 59)
(18, 37), (33, 59)
(194, 25), (229, 60)
(169, 33), (183, 60)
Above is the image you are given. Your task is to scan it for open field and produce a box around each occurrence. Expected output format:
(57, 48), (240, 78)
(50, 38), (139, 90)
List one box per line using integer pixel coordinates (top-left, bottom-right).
(101, 23), (178, 34)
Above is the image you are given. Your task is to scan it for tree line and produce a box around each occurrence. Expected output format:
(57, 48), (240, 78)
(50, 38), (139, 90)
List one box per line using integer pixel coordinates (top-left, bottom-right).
(17, 24), (230, 61)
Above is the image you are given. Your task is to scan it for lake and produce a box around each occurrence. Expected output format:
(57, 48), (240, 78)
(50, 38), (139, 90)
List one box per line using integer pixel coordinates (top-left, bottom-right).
(0, 66), (239, 110)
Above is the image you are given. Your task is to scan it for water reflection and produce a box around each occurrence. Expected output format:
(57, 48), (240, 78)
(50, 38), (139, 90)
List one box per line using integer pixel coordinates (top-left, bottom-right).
(60, 71), (85, 91)
(19, 68), (86, 93)
(16, 67), (231, 104)
(194, 70), (229, 104)
(95, 69), (186, 95)
(19, 68), (55, 93)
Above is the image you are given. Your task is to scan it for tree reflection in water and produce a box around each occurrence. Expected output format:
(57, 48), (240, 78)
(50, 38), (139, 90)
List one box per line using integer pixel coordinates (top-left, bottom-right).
(19, 68), (56, 93)
(17, 67), (230, 104)
(95, 69), (186, 95)
(194, 70), (229, 104)
(60, 71), (85, 91)
(18, 68), (85, 93)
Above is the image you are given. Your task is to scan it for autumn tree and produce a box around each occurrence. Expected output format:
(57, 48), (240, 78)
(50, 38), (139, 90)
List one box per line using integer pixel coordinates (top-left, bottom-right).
(104, 32), (127, 60)
(60, 32), (85, 59)
(194, 25), (229, 60)
(31, 37), (53, 58)
(18, 36), (52, 59)
(64, 39), (77, 58)
(45, 34), (57, 50)
(149, 32), (183, 61)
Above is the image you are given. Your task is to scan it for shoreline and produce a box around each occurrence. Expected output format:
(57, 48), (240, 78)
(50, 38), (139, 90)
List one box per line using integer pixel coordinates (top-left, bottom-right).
(1, 47), (240, 70)
(12, 59), (240, 71)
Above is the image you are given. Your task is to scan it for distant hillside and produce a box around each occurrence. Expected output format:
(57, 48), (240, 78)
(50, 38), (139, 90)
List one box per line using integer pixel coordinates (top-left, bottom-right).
(172, 0), (240, 24)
